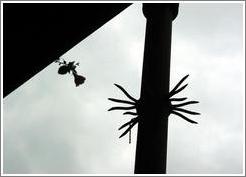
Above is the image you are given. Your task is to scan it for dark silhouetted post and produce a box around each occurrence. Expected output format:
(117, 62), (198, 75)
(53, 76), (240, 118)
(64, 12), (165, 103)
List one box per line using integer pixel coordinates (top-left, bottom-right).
(134, 4), (179, 174)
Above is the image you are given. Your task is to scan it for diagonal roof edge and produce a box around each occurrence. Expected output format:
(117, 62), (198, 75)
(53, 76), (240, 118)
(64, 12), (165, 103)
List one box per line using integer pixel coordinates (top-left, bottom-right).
(3, 3), (132, 97)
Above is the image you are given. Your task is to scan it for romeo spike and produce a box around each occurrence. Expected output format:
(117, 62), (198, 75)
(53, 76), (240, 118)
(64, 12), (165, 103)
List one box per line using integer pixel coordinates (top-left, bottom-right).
(169, 74), (189, 95)
(114, 84), (137, 102)
(171, 111), (198, 124)
(172, 101), (199, 107)
(108, 106), (136, 111)
(169, 83), (188, 97)
(108, 98), (135, 105)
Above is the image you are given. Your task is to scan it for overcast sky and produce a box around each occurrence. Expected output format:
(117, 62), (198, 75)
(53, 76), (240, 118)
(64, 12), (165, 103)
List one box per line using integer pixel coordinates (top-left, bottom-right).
(2, 3), (244, 174)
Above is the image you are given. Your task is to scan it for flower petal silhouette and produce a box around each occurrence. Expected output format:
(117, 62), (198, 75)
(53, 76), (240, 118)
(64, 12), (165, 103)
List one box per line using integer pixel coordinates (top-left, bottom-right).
(58, 65), (69, 74)
(73, 73), (85, 87)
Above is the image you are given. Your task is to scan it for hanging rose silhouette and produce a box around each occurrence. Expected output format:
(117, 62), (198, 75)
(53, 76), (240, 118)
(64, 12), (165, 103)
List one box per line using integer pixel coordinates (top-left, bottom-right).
(55, 58), (86, 86)
(73, 72), (85, 86)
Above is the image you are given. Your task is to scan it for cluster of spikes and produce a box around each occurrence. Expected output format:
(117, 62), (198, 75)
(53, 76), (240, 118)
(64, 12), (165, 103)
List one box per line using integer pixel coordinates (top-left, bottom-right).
(108, 75), (200, 144)
(108, 84), (139, 144)
(168, 74), (200, 124)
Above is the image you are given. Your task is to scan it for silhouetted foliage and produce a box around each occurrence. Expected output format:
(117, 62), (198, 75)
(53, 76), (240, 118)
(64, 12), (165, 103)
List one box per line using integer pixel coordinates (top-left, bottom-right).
(108, 75), (200, 144)
(55, 58), (85, 87)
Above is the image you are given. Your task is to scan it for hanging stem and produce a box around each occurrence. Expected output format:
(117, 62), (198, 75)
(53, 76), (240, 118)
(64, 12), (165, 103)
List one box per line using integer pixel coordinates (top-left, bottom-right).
(129, 124), (131, 144)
